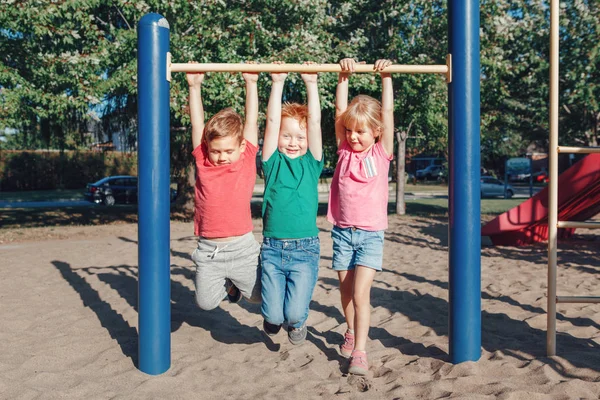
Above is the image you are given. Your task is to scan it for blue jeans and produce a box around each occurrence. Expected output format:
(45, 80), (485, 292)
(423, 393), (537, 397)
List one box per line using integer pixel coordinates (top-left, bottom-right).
(260, 237), (320, 329)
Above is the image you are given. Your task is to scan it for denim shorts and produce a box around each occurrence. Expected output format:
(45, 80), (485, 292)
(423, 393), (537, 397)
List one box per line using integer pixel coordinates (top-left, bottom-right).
(331, 226), (384, 271)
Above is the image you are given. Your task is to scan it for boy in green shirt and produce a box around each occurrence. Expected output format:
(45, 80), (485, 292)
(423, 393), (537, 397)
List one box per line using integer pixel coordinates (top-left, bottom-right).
(260, 63), (323, 345)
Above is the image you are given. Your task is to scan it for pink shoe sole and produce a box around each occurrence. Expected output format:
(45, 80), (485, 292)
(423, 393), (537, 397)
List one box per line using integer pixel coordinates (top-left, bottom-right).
(340, 346), (353, 358)
(348, 350), (368, 376)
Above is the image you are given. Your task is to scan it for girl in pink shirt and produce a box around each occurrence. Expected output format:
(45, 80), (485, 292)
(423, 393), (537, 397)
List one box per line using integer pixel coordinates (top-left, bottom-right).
(327, 58), (394, 376)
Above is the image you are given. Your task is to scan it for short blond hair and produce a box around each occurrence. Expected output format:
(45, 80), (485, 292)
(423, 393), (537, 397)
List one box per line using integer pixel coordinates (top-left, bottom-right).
(339, 95), (382, 140)
(281, 102), (308, 130)
(203, 108), (244, 144)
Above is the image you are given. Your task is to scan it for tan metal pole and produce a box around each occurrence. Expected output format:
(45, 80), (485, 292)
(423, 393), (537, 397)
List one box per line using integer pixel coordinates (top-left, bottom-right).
(547, 0), (559, 357)
(169, 62), (449, 74)
(557, 146), (600, 154)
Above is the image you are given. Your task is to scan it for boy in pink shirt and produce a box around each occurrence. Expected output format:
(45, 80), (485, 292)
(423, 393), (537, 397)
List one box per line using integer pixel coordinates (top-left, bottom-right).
(327, 58), (394, 375)
(187, 64), (261, 311)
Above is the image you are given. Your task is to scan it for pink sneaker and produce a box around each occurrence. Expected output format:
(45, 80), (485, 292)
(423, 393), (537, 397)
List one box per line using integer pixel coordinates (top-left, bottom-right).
(348, 350), (368, 376)
(340, 330), (355, 358)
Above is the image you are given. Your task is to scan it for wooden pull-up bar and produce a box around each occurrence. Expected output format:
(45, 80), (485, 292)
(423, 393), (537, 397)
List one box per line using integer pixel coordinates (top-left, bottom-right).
(166, 53), (452, 83)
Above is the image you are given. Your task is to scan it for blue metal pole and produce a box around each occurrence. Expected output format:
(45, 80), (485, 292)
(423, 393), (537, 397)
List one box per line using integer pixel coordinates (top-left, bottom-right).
(448, 0), (481, 363)
(137, 13), (171, 375)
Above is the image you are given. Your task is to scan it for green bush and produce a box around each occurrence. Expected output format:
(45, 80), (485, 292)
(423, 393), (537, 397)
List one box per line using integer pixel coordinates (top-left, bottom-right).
(0, 150), (138, 191)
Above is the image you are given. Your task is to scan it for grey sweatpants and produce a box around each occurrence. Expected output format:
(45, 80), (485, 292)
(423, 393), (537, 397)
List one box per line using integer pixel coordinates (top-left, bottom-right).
(192, 232), (262, 310)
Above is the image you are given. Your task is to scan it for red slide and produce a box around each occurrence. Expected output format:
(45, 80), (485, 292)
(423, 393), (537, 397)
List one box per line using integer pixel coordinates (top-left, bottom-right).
(481, 154), (600, 246)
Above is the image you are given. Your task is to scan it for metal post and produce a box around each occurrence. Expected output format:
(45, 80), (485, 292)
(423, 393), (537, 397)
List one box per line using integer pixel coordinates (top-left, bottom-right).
(547, 0), (559, 357)
(448, 0), (482, 363)
(529, 158), (533, 198)
(137, 13), (171, 375)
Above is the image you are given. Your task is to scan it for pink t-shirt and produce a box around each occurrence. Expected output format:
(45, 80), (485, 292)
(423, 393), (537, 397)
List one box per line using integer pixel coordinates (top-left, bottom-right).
(192, 141), (257, 238)
(327, 141), (393, 231)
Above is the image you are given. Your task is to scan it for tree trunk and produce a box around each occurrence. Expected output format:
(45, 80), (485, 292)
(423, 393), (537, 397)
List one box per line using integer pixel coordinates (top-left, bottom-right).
(594, 111), (600, 147)
(395, 120), (412, 215)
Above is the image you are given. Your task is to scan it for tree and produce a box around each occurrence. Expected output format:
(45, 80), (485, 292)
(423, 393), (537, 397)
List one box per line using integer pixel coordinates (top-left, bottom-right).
(330, 0), (449, 211)
(560, 0), (600, 147)
(395, 120), (413, 215)
(479, 0), (551, 170)
(0, 1), (117, 149)
(2, 0), (598, 204)
(165, 0), (354, 212)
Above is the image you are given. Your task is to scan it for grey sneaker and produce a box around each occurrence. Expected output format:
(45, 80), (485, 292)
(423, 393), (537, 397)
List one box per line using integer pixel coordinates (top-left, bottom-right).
(288, 324), (307, 345)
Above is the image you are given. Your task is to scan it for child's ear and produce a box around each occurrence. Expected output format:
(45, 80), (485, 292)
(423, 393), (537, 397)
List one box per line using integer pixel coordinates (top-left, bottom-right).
(239, 138), (247, 153)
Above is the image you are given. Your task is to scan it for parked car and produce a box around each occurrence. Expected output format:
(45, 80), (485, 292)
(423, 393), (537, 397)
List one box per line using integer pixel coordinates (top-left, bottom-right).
(416, 164), (445, 181)
(85, 176), (138, 205)
(480, 176), (514, 198)
(508, 172), (531, 182)
(84, 176), (178, 206)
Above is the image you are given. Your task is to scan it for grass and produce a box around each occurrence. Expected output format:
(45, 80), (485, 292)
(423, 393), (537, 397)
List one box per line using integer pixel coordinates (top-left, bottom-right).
(0, 194), (524, 231)
(401, 198), (524, 218)
(403, 183), (448, 193)
(0, 182), (449, 203)
(480, 198), (524, 215)
(0, 189), (83, 202)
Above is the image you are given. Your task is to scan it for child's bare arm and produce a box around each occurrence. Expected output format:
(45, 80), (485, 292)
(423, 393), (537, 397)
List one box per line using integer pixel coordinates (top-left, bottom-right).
(242, 64), (259, 146)
(263, 65), (287, 161)
(335, 58), (356, 148)
(375, 59), (394, 156)
(186, 62), (205, 150)
(301, 62), (322, 161)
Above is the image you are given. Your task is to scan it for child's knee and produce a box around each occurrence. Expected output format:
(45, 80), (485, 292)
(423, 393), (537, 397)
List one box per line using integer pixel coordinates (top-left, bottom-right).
(195, 293), (221, 311)
(285, 305), (308, 326)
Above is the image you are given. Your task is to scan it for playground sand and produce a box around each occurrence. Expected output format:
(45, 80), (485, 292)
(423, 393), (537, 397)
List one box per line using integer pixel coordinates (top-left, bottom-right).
(1, 215), (599, 399)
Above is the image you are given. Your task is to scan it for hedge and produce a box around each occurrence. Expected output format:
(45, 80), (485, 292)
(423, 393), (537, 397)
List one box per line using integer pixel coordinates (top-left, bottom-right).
(0, 150), (138, 191)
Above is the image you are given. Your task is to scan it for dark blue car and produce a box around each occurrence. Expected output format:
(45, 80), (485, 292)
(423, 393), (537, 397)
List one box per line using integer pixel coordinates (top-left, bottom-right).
(84, 175), (177, 206)
(85, 175), (178, 206)
(84, 175), (138, 206)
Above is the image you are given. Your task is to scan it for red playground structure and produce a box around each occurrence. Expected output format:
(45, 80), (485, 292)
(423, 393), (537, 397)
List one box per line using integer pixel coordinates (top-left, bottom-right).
(481, 154), (600, 246)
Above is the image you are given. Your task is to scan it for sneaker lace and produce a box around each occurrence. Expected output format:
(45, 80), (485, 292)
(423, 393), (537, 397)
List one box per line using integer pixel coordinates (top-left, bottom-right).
(350, 351), (368, 368)
(343, 331), (355, 347)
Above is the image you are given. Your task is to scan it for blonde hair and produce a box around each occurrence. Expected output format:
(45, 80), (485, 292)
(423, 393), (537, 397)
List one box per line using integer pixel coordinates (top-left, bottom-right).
(339, 95), (382, 140)
(281, 102), (308, 130)
(203, 108), (244, 144)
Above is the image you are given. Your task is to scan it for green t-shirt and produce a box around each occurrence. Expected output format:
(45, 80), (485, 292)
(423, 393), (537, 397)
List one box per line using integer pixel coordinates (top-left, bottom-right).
(262, 149), (324, 238)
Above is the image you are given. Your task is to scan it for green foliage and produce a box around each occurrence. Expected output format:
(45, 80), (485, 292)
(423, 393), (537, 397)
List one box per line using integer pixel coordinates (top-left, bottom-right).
(479, 0), (600, 169)
(1, 0), (598, 182)
(0, 150), (137, 191)
(1, 0), (114, 148)
(560, 0), (600, 147)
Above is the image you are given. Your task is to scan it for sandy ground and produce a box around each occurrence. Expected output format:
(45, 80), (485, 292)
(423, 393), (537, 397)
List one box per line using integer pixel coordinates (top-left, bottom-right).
(1, 215), (599, 399)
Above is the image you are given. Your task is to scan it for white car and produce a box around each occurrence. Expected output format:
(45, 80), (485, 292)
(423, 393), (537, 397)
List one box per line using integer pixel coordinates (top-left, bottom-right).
(480, 176), (514, 198)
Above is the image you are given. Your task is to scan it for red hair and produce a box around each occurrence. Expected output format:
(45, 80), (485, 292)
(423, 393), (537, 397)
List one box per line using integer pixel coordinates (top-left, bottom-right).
(281, 102), (308, 129)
